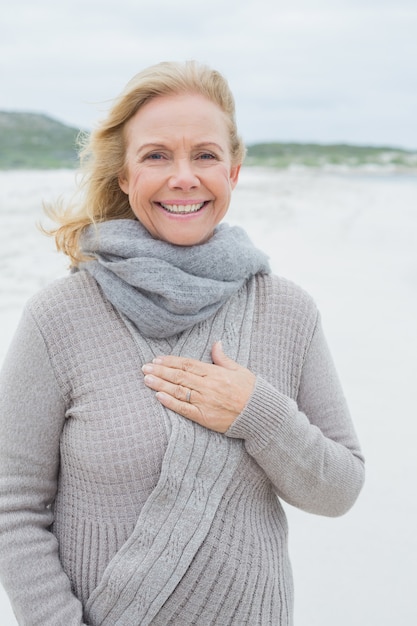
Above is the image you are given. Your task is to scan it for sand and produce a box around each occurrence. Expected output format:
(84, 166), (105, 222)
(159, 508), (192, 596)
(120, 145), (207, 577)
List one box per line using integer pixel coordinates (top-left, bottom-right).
(1, 167), (416, 625)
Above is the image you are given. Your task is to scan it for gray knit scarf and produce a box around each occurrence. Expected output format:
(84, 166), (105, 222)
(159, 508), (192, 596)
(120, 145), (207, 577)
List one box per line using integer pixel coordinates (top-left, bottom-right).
(78, 219), (270, 338)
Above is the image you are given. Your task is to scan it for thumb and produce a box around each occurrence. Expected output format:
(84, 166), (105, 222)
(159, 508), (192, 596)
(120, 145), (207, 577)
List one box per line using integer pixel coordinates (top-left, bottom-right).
(211, 341), (239, 370)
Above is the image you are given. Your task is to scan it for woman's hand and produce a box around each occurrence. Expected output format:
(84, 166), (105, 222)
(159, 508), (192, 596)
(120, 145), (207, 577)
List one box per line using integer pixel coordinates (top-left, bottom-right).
(142, 341), (256, 433)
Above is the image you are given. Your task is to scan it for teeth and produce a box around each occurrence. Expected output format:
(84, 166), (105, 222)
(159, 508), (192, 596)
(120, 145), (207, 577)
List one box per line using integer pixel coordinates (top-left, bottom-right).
(159, 202), (205, 214)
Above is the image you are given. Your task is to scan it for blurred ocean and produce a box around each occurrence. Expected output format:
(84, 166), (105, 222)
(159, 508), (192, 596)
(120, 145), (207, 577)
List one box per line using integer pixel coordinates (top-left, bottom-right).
(1, 167), (416, 625)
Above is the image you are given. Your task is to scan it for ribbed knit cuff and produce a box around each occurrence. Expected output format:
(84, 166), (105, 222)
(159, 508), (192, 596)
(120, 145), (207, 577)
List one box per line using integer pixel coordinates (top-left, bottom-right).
(226, 376), (295, 455)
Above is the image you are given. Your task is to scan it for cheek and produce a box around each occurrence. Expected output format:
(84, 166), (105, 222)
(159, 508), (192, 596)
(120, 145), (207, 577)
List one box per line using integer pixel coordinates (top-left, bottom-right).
(215, 165), (235, 190)
(123, 170), (152, 202)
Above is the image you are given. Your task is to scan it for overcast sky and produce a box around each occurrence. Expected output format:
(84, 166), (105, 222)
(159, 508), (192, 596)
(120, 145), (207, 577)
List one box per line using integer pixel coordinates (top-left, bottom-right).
(1, 0), (416, 149)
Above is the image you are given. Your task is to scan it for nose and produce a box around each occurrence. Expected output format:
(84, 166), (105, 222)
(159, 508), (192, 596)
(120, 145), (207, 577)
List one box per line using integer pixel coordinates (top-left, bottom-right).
(168, 158), (200, 191)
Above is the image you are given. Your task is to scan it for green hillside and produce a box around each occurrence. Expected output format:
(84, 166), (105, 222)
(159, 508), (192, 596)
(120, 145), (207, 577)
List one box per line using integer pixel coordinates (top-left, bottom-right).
(1, 111), (416, 170)
(245, 142), (417, 169)
(0, 111), (80, 169)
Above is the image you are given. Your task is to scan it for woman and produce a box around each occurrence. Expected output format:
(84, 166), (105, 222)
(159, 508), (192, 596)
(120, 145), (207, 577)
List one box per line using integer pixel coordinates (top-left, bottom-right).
(0, 61), (364, 625)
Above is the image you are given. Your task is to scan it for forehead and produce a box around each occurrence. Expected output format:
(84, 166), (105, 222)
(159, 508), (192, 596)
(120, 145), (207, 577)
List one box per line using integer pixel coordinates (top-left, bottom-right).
(124, 93), (229, 143)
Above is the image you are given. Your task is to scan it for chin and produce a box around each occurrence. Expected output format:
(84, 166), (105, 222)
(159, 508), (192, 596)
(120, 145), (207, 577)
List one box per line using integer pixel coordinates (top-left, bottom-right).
(157, 229), (215, 247)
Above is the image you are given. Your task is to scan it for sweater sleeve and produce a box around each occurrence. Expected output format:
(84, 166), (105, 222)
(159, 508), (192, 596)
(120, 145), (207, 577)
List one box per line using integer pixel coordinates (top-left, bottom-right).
(0, 308), (88, 625)
(226, 315), (365, 517)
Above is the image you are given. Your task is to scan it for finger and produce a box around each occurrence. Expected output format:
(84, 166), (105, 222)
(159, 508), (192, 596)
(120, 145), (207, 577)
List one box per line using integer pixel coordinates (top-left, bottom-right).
(155, 391), (204, 424)
(142, 362), (203, 389)
(151, 355), (211, 377)
(143, 373), (195, 402)
(211, 341), (240, 371)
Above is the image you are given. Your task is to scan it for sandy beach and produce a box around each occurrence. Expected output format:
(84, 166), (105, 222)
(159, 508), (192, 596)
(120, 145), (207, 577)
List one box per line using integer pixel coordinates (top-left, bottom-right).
(1, 167), (416, 625)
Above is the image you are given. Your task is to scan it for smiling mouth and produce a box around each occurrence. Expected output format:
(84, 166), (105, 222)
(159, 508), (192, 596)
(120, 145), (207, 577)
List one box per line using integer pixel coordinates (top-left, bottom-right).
(158, 201), (207, 214)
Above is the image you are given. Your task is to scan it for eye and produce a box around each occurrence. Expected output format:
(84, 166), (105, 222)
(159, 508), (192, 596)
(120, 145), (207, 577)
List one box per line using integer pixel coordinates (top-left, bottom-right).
(145, 152), (166, 160)
(196, 152), (217, 161)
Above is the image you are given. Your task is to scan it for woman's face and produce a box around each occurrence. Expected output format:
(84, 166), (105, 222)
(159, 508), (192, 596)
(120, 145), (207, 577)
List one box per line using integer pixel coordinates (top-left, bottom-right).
(119, 93), (240, 246)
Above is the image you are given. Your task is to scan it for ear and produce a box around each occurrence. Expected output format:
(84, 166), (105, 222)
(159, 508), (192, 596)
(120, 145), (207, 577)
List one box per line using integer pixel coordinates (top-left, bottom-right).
(118, 172), (129, 194)
(229, 164), (241, 190)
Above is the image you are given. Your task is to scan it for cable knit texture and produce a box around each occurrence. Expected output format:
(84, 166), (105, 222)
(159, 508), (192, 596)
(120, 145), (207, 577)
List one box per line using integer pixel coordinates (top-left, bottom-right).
(0, 271), (365, 625)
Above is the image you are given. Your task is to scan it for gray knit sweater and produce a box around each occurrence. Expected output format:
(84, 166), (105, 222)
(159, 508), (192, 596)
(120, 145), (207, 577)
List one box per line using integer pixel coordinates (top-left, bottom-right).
(0, 271), (364, 625)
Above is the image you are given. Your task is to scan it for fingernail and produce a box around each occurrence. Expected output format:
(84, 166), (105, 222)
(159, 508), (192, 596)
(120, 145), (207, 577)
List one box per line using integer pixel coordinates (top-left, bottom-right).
(152, 357), (163, 364)
(142, 364), (154, 373)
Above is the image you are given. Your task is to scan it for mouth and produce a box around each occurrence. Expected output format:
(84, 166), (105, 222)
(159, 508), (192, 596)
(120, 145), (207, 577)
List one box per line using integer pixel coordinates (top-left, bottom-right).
(157, 201), (207, 215)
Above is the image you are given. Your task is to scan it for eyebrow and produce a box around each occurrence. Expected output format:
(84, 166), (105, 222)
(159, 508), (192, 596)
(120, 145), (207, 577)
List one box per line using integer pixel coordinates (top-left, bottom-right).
(135, 142), (225, 155)
(194, 142), (225, 153)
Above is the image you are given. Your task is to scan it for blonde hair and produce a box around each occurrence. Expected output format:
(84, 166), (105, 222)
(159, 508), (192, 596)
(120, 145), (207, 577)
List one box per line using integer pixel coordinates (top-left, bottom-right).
(45, 60), (246, 266)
